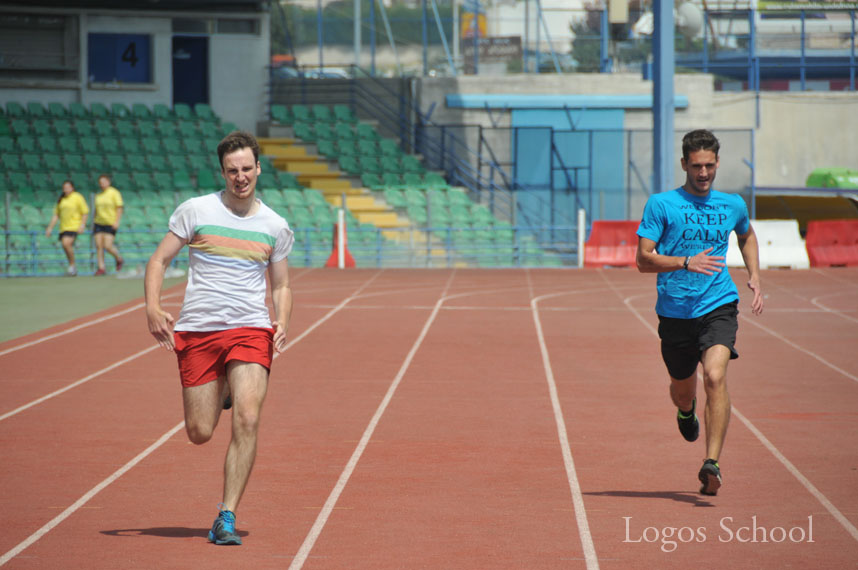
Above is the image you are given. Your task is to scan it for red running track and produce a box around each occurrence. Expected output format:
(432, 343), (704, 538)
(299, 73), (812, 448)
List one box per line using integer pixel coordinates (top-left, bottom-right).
(0, 267), (856, 569)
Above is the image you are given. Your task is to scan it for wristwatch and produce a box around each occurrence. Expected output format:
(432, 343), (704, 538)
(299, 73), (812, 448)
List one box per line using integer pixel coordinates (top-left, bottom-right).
(683, 256), (690, 270)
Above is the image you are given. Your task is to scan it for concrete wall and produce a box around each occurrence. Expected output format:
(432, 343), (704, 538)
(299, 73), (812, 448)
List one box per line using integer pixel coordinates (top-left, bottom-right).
(418, 72), (858, 195)
(0, 7), (269, 133)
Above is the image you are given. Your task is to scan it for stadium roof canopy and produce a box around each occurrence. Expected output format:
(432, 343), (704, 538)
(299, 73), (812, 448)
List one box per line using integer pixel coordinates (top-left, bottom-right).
(0, 0), (268, 12)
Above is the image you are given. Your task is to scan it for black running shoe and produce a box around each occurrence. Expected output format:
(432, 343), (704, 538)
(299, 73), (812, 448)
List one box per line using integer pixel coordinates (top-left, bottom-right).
(698, 459), (722, 496)
(677, 399), (699, 442)
(208, 507), (242, 545)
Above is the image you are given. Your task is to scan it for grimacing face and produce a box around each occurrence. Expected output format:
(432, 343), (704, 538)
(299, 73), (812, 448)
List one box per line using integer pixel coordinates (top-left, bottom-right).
(220, 147), (260, 201)
(681, 149), (719, 196)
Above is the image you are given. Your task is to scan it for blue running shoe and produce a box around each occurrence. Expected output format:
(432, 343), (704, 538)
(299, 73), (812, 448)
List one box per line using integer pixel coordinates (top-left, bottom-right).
(208, 506), (242, 545)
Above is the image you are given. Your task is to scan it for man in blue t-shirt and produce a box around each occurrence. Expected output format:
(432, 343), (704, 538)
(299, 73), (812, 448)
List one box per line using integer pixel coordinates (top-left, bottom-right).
(636, 129), (763, 496)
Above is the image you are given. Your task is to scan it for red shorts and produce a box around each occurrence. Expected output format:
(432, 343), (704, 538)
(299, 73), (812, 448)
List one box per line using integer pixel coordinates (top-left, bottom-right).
(174, 327), (274, 388)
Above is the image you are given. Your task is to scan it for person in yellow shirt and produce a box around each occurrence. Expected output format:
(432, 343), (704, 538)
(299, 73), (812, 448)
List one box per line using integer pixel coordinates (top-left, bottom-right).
(93, 174), (125, 275)
(45, 180), (89, 276)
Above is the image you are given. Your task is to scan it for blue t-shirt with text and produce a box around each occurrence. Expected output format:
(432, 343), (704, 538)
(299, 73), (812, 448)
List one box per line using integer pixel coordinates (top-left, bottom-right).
(637, 187), (750, 319)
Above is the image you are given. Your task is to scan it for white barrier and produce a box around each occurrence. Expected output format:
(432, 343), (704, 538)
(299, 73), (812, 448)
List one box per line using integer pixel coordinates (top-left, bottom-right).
(727, 219), (810, 270)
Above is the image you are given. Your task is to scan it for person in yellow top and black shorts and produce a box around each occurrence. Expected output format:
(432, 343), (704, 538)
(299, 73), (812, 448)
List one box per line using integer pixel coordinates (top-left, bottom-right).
(45, 179), (89, 276)
(93, 174), (125, 275)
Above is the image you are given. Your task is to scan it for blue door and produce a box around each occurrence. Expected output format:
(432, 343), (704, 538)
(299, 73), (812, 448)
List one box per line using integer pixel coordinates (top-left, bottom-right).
(172, 36), (209, 106)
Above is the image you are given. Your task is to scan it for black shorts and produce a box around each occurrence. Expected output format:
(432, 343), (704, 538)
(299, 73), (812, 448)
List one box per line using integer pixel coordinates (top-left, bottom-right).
(59, 231), (77, 240)
(657, 301), (739, 380)
(93, 224), (117, 235)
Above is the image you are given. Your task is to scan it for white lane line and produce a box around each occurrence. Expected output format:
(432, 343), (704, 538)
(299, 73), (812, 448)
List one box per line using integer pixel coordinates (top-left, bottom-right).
(288, 271), (458, 569)
(0, 267), (315, 358)
(0, 269), (379, 566)
(810, 292), (858, 325)
(0, 268), (343, 422)
(731, 407), (858, 542)
(739, 314), (858, 384)
(597, 271), (858, 544)
(530, 292), (600, 570)
(0, 421), (186, 567)
(0, 345), (159, 423)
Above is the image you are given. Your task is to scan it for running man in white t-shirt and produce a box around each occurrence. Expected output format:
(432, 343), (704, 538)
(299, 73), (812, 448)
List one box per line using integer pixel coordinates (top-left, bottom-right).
(144, 131), (294, 546)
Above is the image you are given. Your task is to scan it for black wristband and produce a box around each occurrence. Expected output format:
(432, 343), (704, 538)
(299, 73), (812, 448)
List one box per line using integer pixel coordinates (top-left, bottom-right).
(683, 256), (690, 270)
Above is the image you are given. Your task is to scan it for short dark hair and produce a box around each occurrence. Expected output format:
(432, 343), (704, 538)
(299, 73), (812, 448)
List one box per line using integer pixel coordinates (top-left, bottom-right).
(217, 130), (260, 169)
(682, 129), (720, 161)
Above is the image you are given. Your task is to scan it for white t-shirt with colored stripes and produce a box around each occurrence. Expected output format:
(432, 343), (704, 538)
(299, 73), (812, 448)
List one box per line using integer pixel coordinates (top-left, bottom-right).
(169, 191), (294, 332)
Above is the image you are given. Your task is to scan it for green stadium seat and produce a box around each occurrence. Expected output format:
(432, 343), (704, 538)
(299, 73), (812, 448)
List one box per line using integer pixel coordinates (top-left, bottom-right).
(283, 189), (306, 208)
(119, 138), (141, 154)
(111, 103), (131, 119)
(316, 139), (338, 159)
(141, 137), (163, 155)
(401, 155), (425, 174)
(83, 153), (106, 172)
(21, 154), (43, 171)
(10, 119), (30, 136)
(31, 119), (52, 136)
(277, 171), (300, 188)
(258, 172), (278, 190)
(58, 137), (79, 153)
(291, 104), (311, 123)
(383, 188), (406, 208)
(165, 154), (189, 171)
(110, 172), (134, 191)
(148, 155), (169, 172)
(49, 171), (68, 187)
(382, 172), (402, 187)
(43, 153), (64, 172)
(303, 189), (328, 208)
(48, 102), (69, 117)
(183, 138), (205, 154)
(156, 121), (178, 138)
(356, 123), (379, 141)
(270, 104), (292, 125)
(357, 139), (379, 157)
(423, 172), (447, 189)
(333, 104), (357, 124)
(199, 122), (221, 140)
(72, 119), (94, 138)
(138, 122), (157, 138)
(153, 172), (173, 191)
(79, 136), (99, 154)
(29, 172), (51, 191)
(379, 139), (402, 157)
(106, 153), (128, 172)
(197, 168), (219, 190)
(69, 102), (88, 118)
(312, 205), (335, 226)
(153, 103), (172, 121)
(334, 122), (355, 141)
(402, 172), (423, 187)
(163, 137), (183, 155)
(131, 172), (152, 190)
(361, 173), (383, 190)
(311, 105), (333, 123)
(381, 156), (403, 175)
(53, 119), (73, 137)
(292, 121), (314, 142)
(127, 154), (147, 172)
(0, 137), (17, 154)
(5, 102), (26, 117)
(338, 156), (360, 175)
(90, 102), (110, 118)
(174, 103), (193, 121)
(194, 103), (218, 122)
(27, 102), (47, 117)
(315, 123), (335, 141)
(36, 136), (58, 153)
(337, 139), (357, 157)
(116, 121), (137, 138)
(359, 156), (381, 175)
(69, 171), (91, 190)
(16, 135), (37, 153)
(132, 103), (153, 121)
(178, 122), (199, 139)
(1, 153), (22, 170)
(171, 170), (194, 190)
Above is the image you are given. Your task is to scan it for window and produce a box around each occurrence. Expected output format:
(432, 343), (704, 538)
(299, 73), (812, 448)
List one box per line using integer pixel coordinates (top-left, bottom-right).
(88, 33), (151, 83)
(216, 18), (259, 35)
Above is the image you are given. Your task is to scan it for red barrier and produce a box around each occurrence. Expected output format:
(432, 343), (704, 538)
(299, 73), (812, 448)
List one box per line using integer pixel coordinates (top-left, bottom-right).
(805, 219), (858, 267)
(583, 220), (639, 268)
